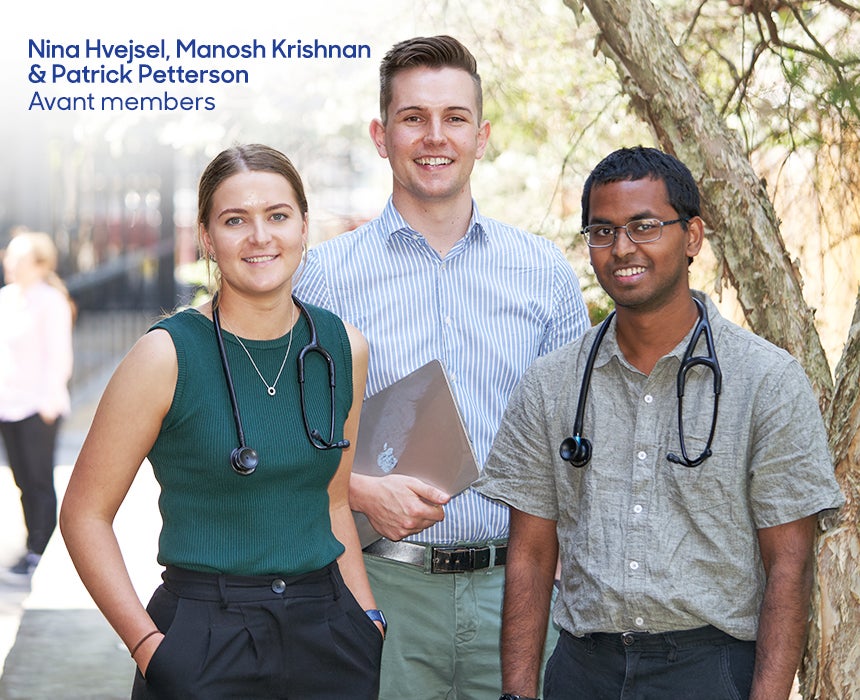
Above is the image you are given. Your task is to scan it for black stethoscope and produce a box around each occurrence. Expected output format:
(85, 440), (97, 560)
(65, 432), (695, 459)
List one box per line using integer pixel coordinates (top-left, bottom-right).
(559, 296), (722, 469)
(212, 294), (349, 476)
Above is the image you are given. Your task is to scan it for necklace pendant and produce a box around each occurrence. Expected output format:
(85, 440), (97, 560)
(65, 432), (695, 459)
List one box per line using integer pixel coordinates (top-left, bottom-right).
(221, 304), (296, 399)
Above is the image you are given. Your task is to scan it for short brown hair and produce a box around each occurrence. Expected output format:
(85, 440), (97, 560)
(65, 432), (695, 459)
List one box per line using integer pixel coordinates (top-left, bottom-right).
(378, 35), (482, 123)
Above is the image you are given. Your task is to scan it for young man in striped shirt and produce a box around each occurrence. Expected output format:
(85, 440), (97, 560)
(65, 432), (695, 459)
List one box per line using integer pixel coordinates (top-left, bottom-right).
(294, 35), (589, 699)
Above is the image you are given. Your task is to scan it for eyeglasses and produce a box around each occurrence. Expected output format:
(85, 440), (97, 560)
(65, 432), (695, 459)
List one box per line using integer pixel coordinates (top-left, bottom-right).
(581, 217), (689, 248)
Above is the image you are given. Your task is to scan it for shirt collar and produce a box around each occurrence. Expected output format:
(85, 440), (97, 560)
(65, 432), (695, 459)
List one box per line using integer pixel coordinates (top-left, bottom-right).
(593, 290), (725, 370)
(379, 196), (488, 243)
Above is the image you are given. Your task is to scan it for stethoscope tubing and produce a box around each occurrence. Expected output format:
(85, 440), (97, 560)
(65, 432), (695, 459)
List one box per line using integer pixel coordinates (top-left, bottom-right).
(560, 296), (721, 469)
(212, 294), (347, 476)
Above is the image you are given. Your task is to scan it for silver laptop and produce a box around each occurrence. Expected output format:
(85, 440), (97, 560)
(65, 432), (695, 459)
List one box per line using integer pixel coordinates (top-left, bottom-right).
(351, 360), (479, 547)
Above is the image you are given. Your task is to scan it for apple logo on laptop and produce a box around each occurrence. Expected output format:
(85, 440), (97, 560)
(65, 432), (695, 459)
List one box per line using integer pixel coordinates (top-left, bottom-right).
(377, 443), (398, 473)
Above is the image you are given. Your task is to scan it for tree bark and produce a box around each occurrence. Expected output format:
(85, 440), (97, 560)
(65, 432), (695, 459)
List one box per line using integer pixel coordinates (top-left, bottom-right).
(802, 294), (860, 699)
(567, 0), (860, 696)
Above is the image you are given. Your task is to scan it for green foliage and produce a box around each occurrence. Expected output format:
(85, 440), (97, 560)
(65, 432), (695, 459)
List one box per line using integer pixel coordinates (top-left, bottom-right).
(586, 296), (614, 325)
(175, 259), (214, 307)
(659, 0), (860, 152)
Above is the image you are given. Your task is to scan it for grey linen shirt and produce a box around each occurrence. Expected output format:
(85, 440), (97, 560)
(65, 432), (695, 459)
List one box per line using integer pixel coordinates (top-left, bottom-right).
(475, 291), (844, 641)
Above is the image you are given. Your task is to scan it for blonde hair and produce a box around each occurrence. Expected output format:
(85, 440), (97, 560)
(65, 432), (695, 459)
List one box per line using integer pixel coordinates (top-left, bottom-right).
(7, 231), (77, 321)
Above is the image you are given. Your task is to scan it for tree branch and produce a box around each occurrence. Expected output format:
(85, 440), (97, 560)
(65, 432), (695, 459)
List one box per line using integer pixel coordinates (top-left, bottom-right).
(821, 0), (860, 17)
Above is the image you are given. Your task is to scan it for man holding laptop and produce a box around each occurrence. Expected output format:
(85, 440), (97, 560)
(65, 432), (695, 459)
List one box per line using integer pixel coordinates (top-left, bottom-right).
(349, 359), (482, 549)
(294, 34), (589, 698)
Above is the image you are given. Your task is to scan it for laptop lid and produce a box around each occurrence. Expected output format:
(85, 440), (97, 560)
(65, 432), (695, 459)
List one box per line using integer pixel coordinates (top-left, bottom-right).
(351, 359), (479, 546)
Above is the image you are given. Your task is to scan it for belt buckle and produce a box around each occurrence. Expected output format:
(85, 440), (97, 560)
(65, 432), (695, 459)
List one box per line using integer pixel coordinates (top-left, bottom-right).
(430, 546), (491, 574)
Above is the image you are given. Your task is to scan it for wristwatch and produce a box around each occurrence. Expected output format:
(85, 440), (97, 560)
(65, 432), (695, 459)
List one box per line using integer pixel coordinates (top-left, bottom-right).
(365, 608), (387, 633)
(499, 695), (540, 700)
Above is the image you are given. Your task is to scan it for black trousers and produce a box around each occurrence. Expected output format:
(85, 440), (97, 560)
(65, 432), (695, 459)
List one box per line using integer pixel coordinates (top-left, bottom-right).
(131, 562), (382, 700)
(0, 413), (60, 555)
(545, 626), (755, 700)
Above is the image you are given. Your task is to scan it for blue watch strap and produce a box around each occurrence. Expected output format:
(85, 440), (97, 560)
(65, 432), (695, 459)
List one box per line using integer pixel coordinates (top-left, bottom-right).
(365, 608), (387, 632)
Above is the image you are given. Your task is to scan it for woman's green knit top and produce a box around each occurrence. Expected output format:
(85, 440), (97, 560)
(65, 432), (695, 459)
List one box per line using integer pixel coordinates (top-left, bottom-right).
(147, 302), (353, 576)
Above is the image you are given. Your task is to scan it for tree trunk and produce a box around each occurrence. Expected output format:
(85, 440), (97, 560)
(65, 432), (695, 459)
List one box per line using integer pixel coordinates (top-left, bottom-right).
(567, 0), (860, 696)
(803, 295), (860, 699)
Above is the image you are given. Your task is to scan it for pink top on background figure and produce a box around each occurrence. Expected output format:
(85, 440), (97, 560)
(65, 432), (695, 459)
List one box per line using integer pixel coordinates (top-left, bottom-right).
(0, 236), (73, 422)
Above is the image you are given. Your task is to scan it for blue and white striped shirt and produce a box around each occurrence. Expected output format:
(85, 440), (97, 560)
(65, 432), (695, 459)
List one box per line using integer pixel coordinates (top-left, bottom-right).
(295, 197), (590, 543)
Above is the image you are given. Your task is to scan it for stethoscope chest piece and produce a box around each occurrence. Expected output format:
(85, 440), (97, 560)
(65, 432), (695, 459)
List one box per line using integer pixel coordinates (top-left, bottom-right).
(230, 446), (259, 476)
(559, 435), (592, 468)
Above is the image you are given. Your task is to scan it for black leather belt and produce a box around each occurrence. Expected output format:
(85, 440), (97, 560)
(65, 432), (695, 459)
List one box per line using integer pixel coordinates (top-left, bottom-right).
(572, 625), (740, 651)
(363, 538), (508, 574)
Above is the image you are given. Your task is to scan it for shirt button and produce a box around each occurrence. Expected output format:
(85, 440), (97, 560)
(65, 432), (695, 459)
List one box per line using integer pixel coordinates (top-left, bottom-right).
(644, 394), (653, 404)
(633, 504), (643, 514)
(271, 579), (286, 594)
(637, 451), (647, 460)
(635, 617), (645, 627)
(445, 316), (452, 326)
(629, 561), (639, 570)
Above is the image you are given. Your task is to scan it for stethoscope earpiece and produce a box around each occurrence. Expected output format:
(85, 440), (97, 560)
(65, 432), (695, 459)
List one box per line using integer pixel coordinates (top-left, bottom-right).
(230, 446), (259, 475)
(559, 435), (591, 468)
(310, 430), (350, 450)
(296, 305), (349, 451)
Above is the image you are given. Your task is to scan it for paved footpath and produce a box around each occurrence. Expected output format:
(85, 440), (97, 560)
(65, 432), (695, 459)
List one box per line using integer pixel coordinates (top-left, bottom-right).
(0, 367), (163, 700)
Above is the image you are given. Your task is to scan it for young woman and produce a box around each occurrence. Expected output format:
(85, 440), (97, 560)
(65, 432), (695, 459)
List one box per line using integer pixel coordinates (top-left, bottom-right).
(0, 231), (74, 579)
(60, 144), (384, 698)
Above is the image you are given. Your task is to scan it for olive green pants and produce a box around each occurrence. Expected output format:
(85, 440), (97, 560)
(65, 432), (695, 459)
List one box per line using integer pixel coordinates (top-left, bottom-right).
(365, 553), (557, 700)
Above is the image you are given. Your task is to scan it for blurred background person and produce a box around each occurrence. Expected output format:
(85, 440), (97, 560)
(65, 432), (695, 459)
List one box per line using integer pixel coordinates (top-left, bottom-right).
(0, 230), (75, 579)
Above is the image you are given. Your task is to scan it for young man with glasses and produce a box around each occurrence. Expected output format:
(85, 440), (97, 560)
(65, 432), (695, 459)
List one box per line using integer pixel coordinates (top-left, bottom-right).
(294, 35), (590, 699)
(476, 146), (843, 700)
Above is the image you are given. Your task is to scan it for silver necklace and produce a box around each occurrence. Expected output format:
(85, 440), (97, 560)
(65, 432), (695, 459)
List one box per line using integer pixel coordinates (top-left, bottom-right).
(222, 306), (296, 396)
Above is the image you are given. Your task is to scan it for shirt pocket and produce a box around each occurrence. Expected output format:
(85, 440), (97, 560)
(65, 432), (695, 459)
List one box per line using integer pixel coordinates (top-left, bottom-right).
(661, 438), (741, 513)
